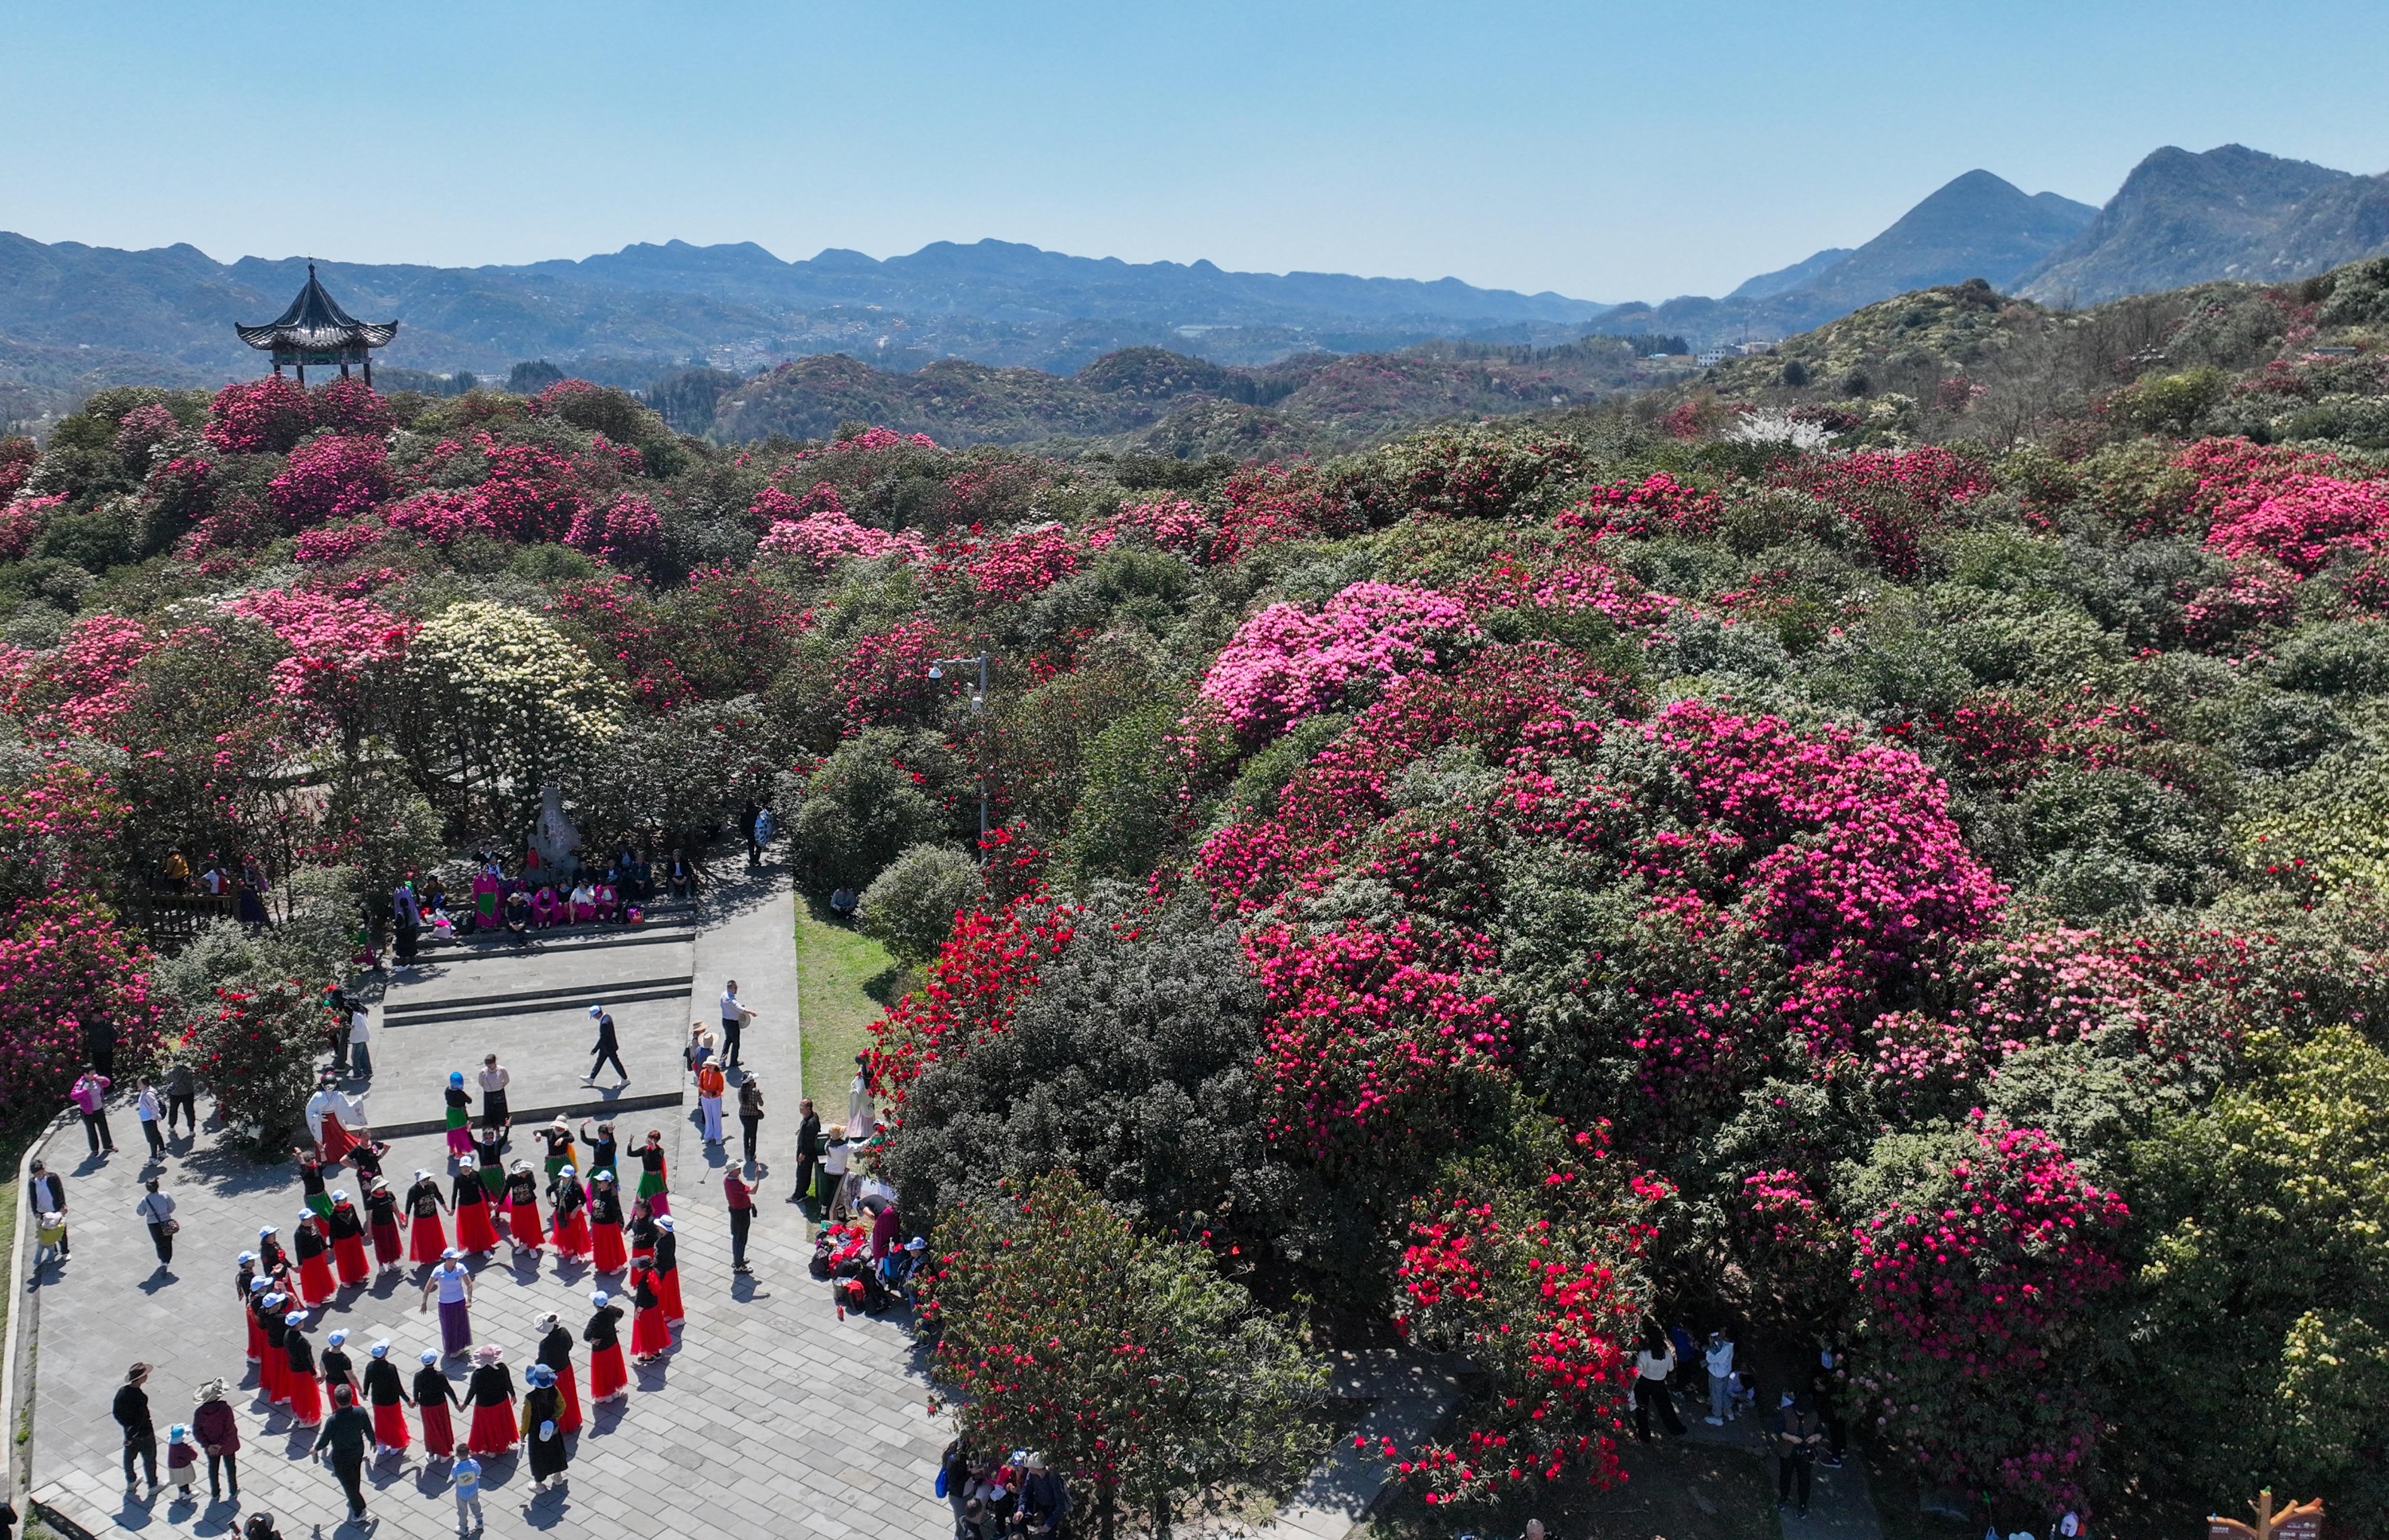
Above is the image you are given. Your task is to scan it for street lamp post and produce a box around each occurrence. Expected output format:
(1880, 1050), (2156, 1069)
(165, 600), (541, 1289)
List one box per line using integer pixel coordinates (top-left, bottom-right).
(928, 651), (991, 853)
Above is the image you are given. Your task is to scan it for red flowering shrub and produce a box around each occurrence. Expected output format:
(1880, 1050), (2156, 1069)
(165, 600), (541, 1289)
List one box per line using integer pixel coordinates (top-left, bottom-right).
(0, 494), (64, 562)
(2183, 561), (2300, 647)
(1089, 496), (1212, 560)
(868, 888), (1079, 1112)
(111, 403), (182, 466)
(204, 377), (315, 454)
(842, 618), (967, 729)
(225, 589), (414, 749)
(308, 378), (391, 435)
(1553, 474), (1721, 541)
(564, 491), (663, 565)
(292, 519), (389, 565)
(1213, 463), (1359, 560)
(381, 488), (492, 546)
(2202, 472), (2389, 574)
(0, 438), (37, 502)
(963, 523), (1083, 604)
(0, 891), (164, 1123)
(1849, 1116), (2128, 1510)
(268, 434), (390, 525)
(1774, 448), (1992, 577)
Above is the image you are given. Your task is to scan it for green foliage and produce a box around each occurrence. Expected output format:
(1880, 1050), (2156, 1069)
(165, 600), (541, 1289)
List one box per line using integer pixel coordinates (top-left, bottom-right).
(180, 975), (326, 1142)
(857, 842), (982, 964)
(2016, 765), (2226, 920)
(921, 1169), (1328, 1531)
(569, 694), (782, 849)
(1061, 698), (1188, 884)
(2120, 1028), (2389, 1532)
(2317, 257), (2389, 328)
(789, 727), (956, 890)
(322, 764), (446, 901)
(2269, 620), (2389, 697)
(2109, 368), (2230, 436)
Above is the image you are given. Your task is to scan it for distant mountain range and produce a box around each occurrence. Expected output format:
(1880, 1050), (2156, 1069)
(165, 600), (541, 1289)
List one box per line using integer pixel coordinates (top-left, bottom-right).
(8, 140), (2389, 439)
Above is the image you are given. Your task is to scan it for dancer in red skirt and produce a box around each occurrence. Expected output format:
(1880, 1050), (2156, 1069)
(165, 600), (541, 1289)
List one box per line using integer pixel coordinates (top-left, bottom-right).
(404, 1171), (450, 1266)
(238, 1257), (264, 1363)
(653, 1215), (686, 1323)
(327, 1193), (370, 1288)
(283, 1309), (324, 1426)
(366, 1178), (405, 1272)
(293, 1211), (336, 1307)
(628, 1198), (657, 1268)
(629, 1264), (671, 1362)
(452, 1159), (501, 1255)
(256, 1223), (289, 1279)
(588, 1171), (627, 1273)
(583, 1289), (628, 1401)
(534, 1311), (583, 1434)
(320, 1327), (361, 1409)
(361, 1342), (412, 1455)
(463, 1345), (518, 1456)
(413, 1349), (461, 1459)
(502, 1161), (544, 1257)
(550, 1167), (592, 1260)
(256, 1289), (291, 1405)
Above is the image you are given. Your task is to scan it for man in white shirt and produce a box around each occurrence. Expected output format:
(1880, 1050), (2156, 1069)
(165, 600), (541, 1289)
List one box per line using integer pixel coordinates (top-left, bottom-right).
(718, 981), (753, 1071)
(348, 1004), (372, 1080)
(1703, 1328), (1735, 1425)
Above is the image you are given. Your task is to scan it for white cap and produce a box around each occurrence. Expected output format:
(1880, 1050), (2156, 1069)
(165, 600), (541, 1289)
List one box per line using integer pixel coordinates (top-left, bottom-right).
(327, 1329), (348, 1347)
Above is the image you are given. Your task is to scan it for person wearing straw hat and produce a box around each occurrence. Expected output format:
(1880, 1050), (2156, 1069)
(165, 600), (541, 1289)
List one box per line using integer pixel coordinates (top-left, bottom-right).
(503, 1160), (545, 1256)
(282, 1310), (323, 1427)
(694, 1046), (727, 1146)
(405, 1170), (452, 1264)
(422, 1250), (476, 1357)
(521, 1364), (569, 1490)
(292, 1210), (335, 1307)
(584, 1005), (626, 1087)
(191, 1377), (240, 1503)
(463, 1346), (518, 1457)
(366, 1177), (405, 1272)
(362, 1342), (412, 1455)
(413, 1349), (462, 1460)
(583, 1290), (628, 1402)
(551, 1165), (592, 1260)
(534, 1311), (583, 1435)
(327, 1191), (369, 1288)
(588, 1170), (628, 1272)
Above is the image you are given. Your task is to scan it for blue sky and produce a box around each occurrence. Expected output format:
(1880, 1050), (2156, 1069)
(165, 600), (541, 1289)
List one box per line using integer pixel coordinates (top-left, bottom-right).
(5, 0), (2386, 302)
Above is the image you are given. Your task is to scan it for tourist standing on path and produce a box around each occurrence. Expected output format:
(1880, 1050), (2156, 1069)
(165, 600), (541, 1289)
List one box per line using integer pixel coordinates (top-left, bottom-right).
(1773, 1391), (1824, 1519)
(135, 1077), (166, 1159)
(723, 1165), (756, 1274)
(683, 1023), (711, 1083)
(191, 1378), (239, 1503)
(113, 1362), (157, 1492)
(477, 1054), (511, 1137)
(634, 1128), (670, 1215)
(414, 1350), (461, 1459)
(695, 1046), (727, 1146)
(71, 1068), (115, 1156)
(737, 1073), (765, 1169)
(163, 1060), (197, 1137)
(29, 1160), (66, 1259)
(819, 1124), (850, 1218)
(522, 1365), (569, 1491)
(423, 1251), (476, 1357)
(362, 1343), (412, 1455)
(283, 1311), (324, 1427)
(718, 980), (753, 1069)
(588, 1171), (628, 1272)
(534, 1312), (583, 1435)
(1632, 1333), (1683, 1441)
(444, 1072), (475, 1158)
(584, 1291), (628, 1402)
(406, 1170), (452, 1264)
(463, 1346), (518, 1457)
(584, 1005), (627, 1085)
(847, 1053), (877, 1137)
(792, 1098), (819, 1206)
(311, 1384), (377, 1522)
(346, 998), (372, 1080)
(1704, 1328), (1735, 1425)
(135, 1177), (176, 1267)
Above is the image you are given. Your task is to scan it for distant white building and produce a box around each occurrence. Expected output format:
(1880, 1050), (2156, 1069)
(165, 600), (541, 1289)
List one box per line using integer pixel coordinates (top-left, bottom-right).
(1696, 348), (1730, 367)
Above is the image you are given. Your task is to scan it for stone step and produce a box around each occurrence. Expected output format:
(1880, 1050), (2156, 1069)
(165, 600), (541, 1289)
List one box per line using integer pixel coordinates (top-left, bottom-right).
(385, 973), (695, 1026)
(420, 923), (700, 960)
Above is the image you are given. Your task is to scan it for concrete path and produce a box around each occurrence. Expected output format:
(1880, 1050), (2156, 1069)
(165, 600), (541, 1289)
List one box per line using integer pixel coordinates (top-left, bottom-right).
(22, 859), (952, 1540)
(1257, 1351), (1467, 1540)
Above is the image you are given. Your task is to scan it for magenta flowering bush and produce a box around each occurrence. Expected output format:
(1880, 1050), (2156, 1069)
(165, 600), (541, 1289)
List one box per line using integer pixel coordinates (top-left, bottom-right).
(564, 491), (663, 564)
(0, 890), (165, 1123)
(754, 487), (929, 570)
(268, 434), (391, 525)
(1200, 580), (1483, 741)
(962, 524), (1084, 604)
(203, 377), (315, 454)
(225, 588), (414, 750)
(2202, 471), (2389, 573)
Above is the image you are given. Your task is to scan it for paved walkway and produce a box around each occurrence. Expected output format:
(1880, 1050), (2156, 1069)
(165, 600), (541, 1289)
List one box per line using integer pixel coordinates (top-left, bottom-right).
(22, 860), (952, 1540)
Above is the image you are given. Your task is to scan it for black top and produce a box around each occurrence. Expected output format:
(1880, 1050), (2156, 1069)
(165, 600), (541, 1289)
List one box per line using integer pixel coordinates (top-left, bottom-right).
(311, 1403), (373, 1462)
(257, 1303), (287, 1347)
(629, 1214), (659, 1251)
(413, 1366), (460, 1408)
(235, 267), (398, 354)
(538, 1324), (574, 1370)
(592, 1013), (617, 1049)
(583, 1305), (623, 1349)
(505, 1171), (538, 1206)
(588, 1187), (622, 1225)
(452, 1174), (484, 1209)
(258, 1237), (287, 1272)
(797, 1112), (821, 1158)
(537, 1128), (572, 1162)
(633, 1272), (659, 1310)
(285, 1334), (315, 1377)
(111, 1382), (151, 1436)
(349, 1143), (383, 1180)
(409, 1179), (448, 1218)
(523, 1385), (562, 1436)
(320, 1347), (354, 1386)
(362, 1358), (407, 1406)
(327, 1204), (364, 1241)
(294, 1225), (327, 1261)
(445, 1086), (471, 1112)
(366, 1189), (397, 1225)
(553, 1179), (584, 1216)
(234, 1264), (256, 1304)
(582, 1128), (617, 1171)
(636, 1144), (665, 1176)
(467, 1362), (514, 1408)
(296, 1161), (326, 1198)
(653, 1231), (676, 1272)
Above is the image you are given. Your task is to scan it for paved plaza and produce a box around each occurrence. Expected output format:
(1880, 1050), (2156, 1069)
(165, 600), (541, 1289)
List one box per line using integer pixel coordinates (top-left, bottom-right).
(23, 865), (953, 1539)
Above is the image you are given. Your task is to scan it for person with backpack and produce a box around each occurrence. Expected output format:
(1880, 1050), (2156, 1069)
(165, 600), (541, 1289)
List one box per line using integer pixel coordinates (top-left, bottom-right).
(1774, 1390), (1825, 1519)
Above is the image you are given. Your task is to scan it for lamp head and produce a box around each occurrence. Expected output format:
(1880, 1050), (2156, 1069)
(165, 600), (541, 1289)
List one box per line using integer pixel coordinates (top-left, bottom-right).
(927, 664), (943, 680)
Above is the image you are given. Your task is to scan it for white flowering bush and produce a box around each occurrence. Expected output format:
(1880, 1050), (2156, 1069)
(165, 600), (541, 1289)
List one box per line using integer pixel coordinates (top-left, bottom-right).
(401, 600), (623, 826)
(1726, 408), (1837, 452)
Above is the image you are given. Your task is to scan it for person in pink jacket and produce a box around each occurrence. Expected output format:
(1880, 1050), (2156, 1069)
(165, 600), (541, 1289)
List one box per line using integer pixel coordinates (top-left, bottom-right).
(70, 1069), (115, 1156)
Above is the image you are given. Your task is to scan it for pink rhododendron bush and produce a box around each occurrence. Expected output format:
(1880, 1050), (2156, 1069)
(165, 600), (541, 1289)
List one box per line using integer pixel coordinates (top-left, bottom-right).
(18, 343), (2389, 1530)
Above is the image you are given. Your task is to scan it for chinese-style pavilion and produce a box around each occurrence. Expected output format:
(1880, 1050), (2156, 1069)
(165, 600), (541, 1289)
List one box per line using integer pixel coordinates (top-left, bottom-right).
(233, 264), (397, 386)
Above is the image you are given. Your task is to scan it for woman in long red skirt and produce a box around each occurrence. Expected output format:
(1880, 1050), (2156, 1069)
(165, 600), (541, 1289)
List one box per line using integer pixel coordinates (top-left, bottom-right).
(241, 1266), (267, 1365)
(653, 1215), (686, 1323)
(405, 1171), (450, 1266)
(282, 1309), (324, 1426)
(366, 1178), (405, 1272)
(583, 1289), (628, 1402)
(629, 1265), (671, 1363)
(550, 1168), (592, 1260)
(588, 1171), (627, 1273)
(464, 1344), (518, 1456)
(502, 1162), (544, 1257)
(453, 1159), (501, 1255)
(256, 1290), (291, 1405)
(361, 1342), (412, 1453)
(413, 1350), (461, 1459)
(292, 1212), (337, 1307)
(327, 1194), (370, 1288)
(534, 1311), (583, 1434)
